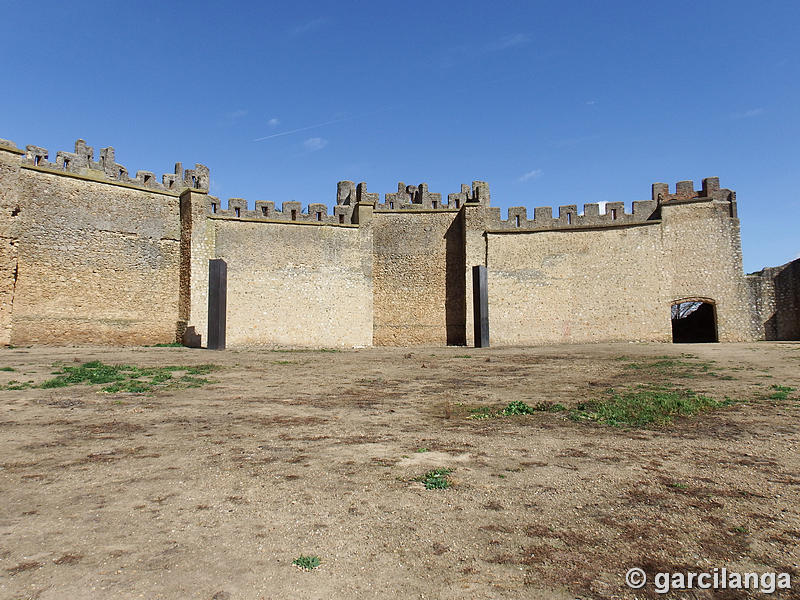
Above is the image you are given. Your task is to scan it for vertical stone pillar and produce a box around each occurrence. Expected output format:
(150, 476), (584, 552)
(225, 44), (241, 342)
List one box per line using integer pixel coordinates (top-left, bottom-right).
(463, 202), (487, 346)
(207, 259), (227, 350)
(472, 265), (489, 348)
(179, 189), (216, 346)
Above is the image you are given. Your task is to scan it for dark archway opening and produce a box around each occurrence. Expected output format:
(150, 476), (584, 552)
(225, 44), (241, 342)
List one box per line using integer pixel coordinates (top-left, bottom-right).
(671, 301), (718, 343)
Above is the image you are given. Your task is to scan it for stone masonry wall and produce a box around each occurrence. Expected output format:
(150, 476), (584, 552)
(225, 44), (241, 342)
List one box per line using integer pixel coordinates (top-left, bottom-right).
(0, 143), (24, 345)
(371, 210), (464, 346)
(747, 258), (800, 340)
(11, 169), (182, 345)
(487, 223), (667, 345)
(0, 135), (765, 349)
(211, 217), (372, 347)
(0, 138), (206, 345)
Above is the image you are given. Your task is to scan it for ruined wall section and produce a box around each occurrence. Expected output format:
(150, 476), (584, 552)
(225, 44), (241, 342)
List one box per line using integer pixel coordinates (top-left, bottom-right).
(658, 178), (754, 342)
(747, 258), (800, 340)
(4, 138), (205, 345)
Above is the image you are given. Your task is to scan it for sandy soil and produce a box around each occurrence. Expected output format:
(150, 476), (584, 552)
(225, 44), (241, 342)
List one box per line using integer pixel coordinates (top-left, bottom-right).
(0, 342), (798, 600)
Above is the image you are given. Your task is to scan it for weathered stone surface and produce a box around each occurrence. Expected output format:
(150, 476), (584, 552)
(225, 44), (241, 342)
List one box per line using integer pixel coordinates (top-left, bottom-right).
(0, 136), (782, 347)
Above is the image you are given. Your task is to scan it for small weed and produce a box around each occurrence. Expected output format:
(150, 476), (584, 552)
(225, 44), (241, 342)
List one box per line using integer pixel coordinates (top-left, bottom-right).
(273, 360), (292, 365)
(468, 406), (494, 420)
(768, 384), (796, 400)
(150, 342), (183, 347)
(667, 482), (688, 490)
(416, 448), (429, 453)
(469, 401), (567, 419)
(454, 355), (472, 359)
(415, 468), (453, 490)
(732, 525), (749, 534)
(0, 366), (15, 372)
(292, 555), (321, 571)
(501, 401), (535, 415)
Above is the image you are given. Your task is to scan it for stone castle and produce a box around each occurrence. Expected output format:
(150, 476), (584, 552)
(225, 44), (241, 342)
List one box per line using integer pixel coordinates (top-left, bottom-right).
(0, 137), (797, 347)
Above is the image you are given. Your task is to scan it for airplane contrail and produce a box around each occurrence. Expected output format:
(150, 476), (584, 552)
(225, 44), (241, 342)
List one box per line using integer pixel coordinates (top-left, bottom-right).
(252, 106), (395, 142)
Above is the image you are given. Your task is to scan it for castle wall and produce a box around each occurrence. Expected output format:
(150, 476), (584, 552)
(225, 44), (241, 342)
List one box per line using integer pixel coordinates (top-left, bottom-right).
(371, 210), (465, 346)
(0, 137), (764, 349)
(659, 198), (754, 342)
(0, 144), (24, 345)
(9, 167), (182, 345)
(486, 223), (668, 345)
(747, 258), (800, 340)
(211, 218), (372, 347)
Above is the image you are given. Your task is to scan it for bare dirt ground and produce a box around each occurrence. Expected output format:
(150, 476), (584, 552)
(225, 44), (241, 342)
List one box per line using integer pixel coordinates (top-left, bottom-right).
(0, 342), (798, 600)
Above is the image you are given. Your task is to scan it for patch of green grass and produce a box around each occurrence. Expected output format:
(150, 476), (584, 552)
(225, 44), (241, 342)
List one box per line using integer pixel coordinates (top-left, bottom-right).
(2, 380), (31, 390)
(620, 356), (717, 380)
(149, 342), (183, 347)
(29, 361), (219, 394)
(292, 555), (321, 571)
(416, 447), (429, 453)
(453, 355), (472, 359)
(0, 366), (15, 372)
(469, 401), (567, 419)
(667, 482), (688, 490)
(768, 384), (796, 400)
(415, 468), (453, 490)
(732, 525), (749, 534)
(569, 385), (737, 428)
(273, 360), (292, 365)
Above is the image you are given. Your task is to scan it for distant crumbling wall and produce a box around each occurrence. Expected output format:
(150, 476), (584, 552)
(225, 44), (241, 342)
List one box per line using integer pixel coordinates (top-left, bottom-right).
(747, 258), (800, 340)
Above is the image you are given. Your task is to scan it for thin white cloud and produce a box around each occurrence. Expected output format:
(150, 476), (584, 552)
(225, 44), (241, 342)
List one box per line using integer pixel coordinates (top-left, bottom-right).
(226, 109), (248, 120)
(268, 118), (280, 127)
(586, 100), (596, 105)
(732, 108), (764, 119)
(290, 17), (326, 36)
(441, 33), (530, 68)
(517, 169), (543, 182)
(304, 137), (328, 151)
(489, 33), (530, 51)
(253, 106), (395, 142)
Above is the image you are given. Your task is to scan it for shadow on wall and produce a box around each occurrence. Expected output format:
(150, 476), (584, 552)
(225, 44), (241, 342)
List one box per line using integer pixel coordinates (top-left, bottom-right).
(444, 215), (466, 346)
(771, 259), (800, 340)
(748, 258), (800, 341)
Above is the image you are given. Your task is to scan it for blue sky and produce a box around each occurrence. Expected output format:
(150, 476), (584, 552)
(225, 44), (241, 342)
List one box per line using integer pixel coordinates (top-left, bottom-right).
(2, 1), (798, 272)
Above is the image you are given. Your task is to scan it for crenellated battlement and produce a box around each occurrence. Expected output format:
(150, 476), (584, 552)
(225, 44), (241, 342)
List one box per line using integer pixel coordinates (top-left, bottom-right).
(19, 138), (209, 193)
(373, 180), (489, 210)
(650, 177), (732, 202)
(204, 177), (737, 232)
(485, 199), (660, 231)
(0, 128), (757, 350)
(208, 196), (355, 225)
